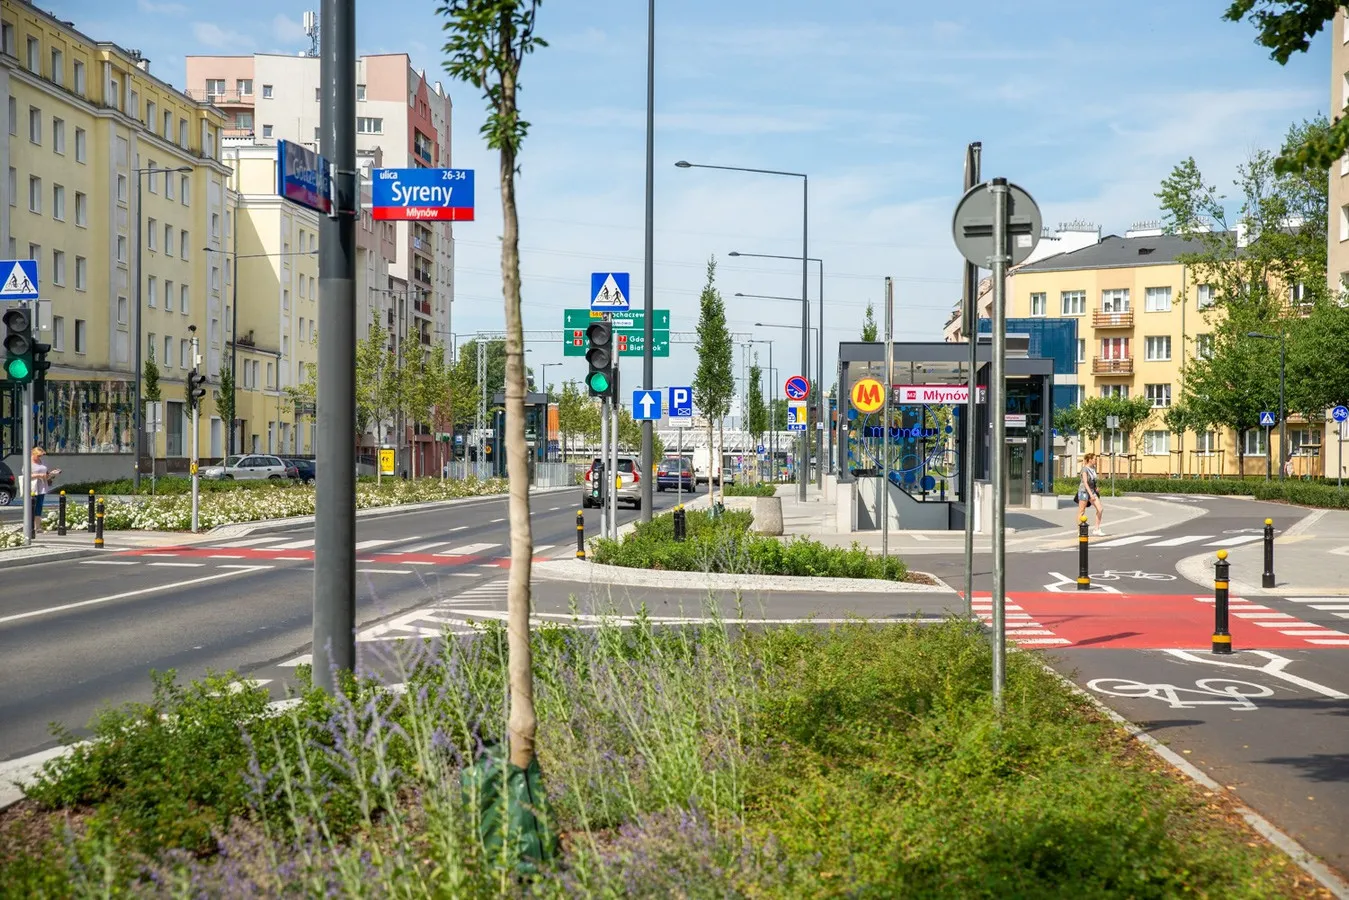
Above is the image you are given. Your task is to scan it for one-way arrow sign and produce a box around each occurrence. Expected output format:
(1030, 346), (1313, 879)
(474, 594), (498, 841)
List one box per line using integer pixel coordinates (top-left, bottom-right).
(633, 389), (661, 420)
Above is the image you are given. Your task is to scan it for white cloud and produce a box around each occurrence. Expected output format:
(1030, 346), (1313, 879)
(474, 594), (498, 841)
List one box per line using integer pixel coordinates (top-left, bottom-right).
(191, 22), (252, 50)
(137, 0), (188, 14)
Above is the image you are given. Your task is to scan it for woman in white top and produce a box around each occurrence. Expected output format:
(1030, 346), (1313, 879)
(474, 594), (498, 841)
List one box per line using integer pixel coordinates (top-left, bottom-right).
(29, 447), (60, 533)
(1076, 452), (1104, 536)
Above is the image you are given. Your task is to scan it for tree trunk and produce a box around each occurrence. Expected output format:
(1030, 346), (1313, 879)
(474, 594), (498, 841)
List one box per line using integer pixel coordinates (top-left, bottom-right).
(718, 418), (725, 503)
(706, 417), (714, 496)
(499, 63), (537, 772)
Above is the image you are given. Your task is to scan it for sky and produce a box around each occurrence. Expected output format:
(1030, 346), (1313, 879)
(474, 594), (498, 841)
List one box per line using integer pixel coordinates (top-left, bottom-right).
(59, 0), (1330, 404)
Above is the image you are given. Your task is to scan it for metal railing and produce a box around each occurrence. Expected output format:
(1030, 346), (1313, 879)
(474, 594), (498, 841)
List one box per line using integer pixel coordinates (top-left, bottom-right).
(1092, 309), (1134, 329)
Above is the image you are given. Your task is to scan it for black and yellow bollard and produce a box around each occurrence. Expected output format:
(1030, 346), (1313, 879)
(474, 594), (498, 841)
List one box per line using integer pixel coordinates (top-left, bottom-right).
(1262, 518), (1276, 589)
(575, 510), (586, 560)
(94, 499), (105, 549)
(674, 505), (687, 542)
(57, 490), (67, 536)
(1213, 549), (1232, 654)
(1077, 515), (1091, 590)
(87, 489), (96, 530)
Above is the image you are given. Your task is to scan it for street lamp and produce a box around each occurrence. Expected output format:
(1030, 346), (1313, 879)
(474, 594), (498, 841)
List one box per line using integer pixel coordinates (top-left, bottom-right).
(1247, 328), (1288, 480)
(676, 159), (810, 502)
(747, 337), (774, 479)
(731, 250), (827, 480)
(133, 165), (192, 491)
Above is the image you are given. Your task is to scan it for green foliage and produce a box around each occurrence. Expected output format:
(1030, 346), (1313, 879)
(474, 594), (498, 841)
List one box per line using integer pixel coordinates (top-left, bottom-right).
(724, 483), (777, 497)
(860, 300), (878, 342)
(143, 347), (161, 405)
(693, 257), (734, 433)
(439, 0), (546, 156)
(746, 362), (768, 440)
(214, 366), (237, 451)
(1058, 395), (1154, 450)
(1052, 476), (1349, 508)
(556, 379), (600, 457)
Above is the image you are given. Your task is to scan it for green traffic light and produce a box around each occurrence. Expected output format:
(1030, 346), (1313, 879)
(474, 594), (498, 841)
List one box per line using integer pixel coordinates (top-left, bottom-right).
(6, 358), (30, 380)
(588, 372), (610, 392)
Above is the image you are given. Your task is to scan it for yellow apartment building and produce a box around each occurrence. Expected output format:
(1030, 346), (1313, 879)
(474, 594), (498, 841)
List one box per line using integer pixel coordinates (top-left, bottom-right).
(2, 0), (232, 480)
(1326, 6), (1349, 480)
(1010, 226), (1326, 478)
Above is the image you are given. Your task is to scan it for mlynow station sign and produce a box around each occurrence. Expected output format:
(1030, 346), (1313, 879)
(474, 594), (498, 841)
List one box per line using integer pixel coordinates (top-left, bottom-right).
(893, 384), (987, 405)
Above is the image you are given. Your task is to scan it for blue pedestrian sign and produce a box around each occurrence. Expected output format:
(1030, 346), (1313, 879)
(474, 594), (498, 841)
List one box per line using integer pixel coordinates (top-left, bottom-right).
(667, 385), (693, 420)
(632, 389), (661, 420)
(591, 272), (631, 312)
(0, 259), (39, 300)
(1259, 411), (1277, 427)
(1333, 406), (1349, 423)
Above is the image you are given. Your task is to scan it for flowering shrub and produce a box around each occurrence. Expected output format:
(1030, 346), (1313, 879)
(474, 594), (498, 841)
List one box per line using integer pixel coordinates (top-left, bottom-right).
(41, 477), (509, 532)
(0, 526), (25, 549)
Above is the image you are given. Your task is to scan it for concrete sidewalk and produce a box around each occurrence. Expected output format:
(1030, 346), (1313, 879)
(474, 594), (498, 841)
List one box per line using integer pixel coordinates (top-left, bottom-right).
(1178, 507), (1349, 596)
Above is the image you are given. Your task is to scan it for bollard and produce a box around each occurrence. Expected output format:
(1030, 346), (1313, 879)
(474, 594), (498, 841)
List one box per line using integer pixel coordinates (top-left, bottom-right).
(57, 491), (67, 536)
(575, 510), (586, 560)
(94, 498), (105, 549)
(1212, 549), (1232, 654)
(674, 505), (687, 542)
(87, 490), (95, 530)
(1077, 515), (1091, 590)
(1262, 517), (1276, 589)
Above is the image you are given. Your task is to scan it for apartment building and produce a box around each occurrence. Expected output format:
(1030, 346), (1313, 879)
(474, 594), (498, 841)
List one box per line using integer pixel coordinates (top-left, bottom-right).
(183, 52), (455, 360)
(1327, 7), (1349, 480)
(2, 0), (231, 478)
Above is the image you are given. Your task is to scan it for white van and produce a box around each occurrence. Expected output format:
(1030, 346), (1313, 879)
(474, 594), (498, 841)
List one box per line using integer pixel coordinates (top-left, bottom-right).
(692, 447), (737, 486)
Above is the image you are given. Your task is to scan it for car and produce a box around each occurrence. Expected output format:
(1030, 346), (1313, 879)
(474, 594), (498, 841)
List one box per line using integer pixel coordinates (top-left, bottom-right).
(286, 458), (316, 484)
(0, 459), (14, 505)
(656, 457), (695, 493)
(582, 456), (641, 509)
(199, 454), (290, 480)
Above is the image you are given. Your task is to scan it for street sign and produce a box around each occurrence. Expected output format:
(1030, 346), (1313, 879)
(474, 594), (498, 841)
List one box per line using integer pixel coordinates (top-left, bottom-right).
(784, 374), (810, 400)
(276, 140), (333, 215)
(1259, 411), (1277, 427)
(1333, 406), (1349, 423)
(632, 390), (661, 420)
(668, 385), (693, 420)
(1106, 415), (1120, 430)
(563, 328), (669, 357)
(590, 272), (631, 312)
(786, 401), (807, 431)
(379, 447), (396, 475)
(371, 167), (475, 221)
(564, 308), (670, 329)
(850, 378), (883, 413)
(756, 444), (766, 454)
(0, 260), (39, 300)
(951, 182), (1042, 268)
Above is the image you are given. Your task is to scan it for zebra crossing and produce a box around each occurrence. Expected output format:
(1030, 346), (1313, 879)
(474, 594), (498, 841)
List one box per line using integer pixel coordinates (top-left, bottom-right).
(1193, 595), (1349, 646)
(1090, 532), (1268, 549)
(96, 535), (561, 571)
(971, 597), (1071, 647)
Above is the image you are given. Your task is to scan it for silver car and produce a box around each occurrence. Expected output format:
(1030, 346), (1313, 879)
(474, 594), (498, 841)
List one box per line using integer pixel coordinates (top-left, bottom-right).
(200, 454), (289, 481)
(582, 456), (642, 509)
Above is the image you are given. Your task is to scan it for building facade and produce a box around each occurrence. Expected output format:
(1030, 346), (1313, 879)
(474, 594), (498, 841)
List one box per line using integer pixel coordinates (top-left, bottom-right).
(3, 0), (231, 479)
(1330, 8), (1349, 294)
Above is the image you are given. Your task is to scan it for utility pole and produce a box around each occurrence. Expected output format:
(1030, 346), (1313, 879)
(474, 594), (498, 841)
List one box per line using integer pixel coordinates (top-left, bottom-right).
(312, 0), (358, 697)
(189, 325), (201, 533)
(639, 0), (656, 521)
(988, 178), (1011, 714)
(961, 141), (981, 619)
(881, 277), (893, 561)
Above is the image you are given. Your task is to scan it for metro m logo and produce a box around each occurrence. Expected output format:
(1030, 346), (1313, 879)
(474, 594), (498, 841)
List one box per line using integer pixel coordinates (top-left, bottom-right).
(850, 378), (884, 413)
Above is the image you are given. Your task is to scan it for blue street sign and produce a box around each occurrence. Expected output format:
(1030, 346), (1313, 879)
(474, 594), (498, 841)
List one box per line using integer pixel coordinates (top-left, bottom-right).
(786, 402), (807, 431)
(370, 167), (475, 221)
(757, 444), (766, 454)
(1334, 406), (1349, 423)
(1259, 411), (1277, 427)
(590, 272), (631, 312)
(276, 140), (332, 215)
(0, 259), (40, 300)
(784, 374), (810, 400)
(632, 389), (661, 420)
(667, 385), (693, 420)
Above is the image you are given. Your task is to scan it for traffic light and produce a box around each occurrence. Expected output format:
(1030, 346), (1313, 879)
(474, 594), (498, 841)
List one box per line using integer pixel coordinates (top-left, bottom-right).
(31, 340), (51, 403)
(585, 319), (614, 398)
(186, 368), (207, 408)
(2, 307), (34, 384)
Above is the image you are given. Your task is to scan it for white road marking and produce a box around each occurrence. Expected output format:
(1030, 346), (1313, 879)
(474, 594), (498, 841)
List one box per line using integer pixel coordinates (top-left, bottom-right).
(1017, 638), (1072, 645)
(276, 556), (308, 561)
(219, 563), (271, 569)
(79, 560), (137, 566)
(357, 568), (413, 575)
(208, 554), (245, 559)
(1310, 604), (1349, 611)
(0, 567), (271, 625)
(213, 536), (288, 548)
(450, 526), (468, 532)
(532, 544), (554, 554)
(1161, 650), (1348, 699)
(278, 654), (312, 667)
(355, 539), (397, 550)
(1253, 620), (1303, 627)
(437, 543), (498, 556)
(148, 562), (206, 568)
(1279, 629), (1347, 637)
(1307, 638), (1349, 645)
(1204, 534), (1264, 547)
(269, 538), (316, 550)
(490, 518), (505, 523)
(1090, 535), (1159, 548)
(1233, 612), (1297, 619)
(1149, 535), (1214, 547)
(405, 541), (450, 553)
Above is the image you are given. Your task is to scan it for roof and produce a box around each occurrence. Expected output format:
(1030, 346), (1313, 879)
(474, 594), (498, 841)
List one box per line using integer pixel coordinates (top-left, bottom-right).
(1015, 231), (1226, 273)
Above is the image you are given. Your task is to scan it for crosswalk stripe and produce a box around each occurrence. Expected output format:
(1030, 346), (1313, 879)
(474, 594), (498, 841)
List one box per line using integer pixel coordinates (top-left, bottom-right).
(1310, 604), (1349, 610)
(1279, 629), (1346, 637)
(357, 568), (413, 575)
(213, 536), (289, 548)
(1148, 535), (1214, 547)
(405, 541), (450, 553)
(1203, 534), (1265, 547)
(355, 539), (397, 550)
(1091, 535), (1160, 548)
(437, 543), (498, 556)
(269, 538), (316, 550)
(1308, 638), (1349, 645)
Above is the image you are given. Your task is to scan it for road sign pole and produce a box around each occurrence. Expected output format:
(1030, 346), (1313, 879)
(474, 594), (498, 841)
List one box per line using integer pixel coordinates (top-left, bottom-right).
(881, 277), (893, 562)
(639, 0), (656, 523)
(961, 142), (981, 619)
(609, 387), (619, 537)
(190, 332), (201, 534)
(599, 397), (609, 539)
(1340, 421), (1344, 489)
(989, 178), (1010, 715)
(21, 360), (33, 544)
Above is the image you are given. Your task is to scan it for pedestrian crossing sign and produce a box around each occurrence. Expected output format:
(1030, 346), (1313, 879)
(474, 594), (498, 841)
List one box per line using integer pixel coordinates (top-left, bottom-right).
(0, 259), (39, 300)
(1259, 411), (1276, 427)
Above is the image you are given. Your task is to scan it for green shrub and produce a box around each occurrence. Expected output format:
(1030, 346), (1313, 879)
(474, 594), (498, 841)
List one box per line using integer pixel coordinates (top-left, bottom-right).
(723, 484), (778, 497)
(1053, 476), (1349, 508)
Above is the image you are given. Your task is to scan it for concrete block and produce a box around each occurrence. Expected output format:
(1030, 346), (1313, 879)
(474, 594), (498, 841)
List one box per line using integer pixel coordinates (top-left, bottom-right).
(750, 496), (784, 535)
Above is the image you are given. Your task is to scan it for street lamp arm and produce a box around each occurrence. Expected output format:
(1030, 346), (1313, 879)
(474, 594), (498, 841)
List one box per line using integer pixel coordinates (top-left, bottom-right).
(736, 292), (804, 302)
(729, 250), (823, 265)
(674, 161), (806, 179)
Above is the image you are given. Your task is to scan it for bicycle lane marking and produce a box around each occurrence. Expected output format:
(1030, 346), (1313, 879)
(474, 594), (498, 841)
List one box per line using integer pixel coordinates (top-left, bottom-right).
(1086, 676), (1274, 709)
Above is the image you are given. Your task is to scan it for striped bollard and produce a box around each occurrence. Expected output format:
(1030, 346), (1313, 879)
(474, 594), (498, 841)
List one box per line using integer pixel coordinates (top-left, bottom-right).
(1077, 515), (1091, 591)
(1212, 549), (1232, 654)
(57, 490), (67, 536)
(575, 510), (585, 560)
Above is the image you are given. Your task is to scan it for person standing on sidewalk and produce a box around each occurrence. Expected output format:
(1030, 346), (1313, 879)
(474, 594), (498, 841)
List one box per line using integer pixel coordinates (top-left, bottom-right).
(1077, 452), (1104, 536)
(28, 447), (60, 534)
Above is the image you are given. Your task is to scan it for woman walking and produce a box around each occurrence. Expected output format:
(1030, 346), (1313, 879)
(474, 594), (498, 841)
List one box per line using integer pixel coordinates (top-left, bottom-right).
(1077, 452), (1104, 536)
(29, 447), (60, 534)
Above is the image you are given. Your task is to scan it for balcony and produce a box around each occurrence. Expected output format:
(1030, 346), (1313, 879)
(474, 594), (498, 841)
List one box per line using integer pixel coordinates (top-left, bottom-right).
(1092, 357), (1133, 376)
(1092, 309), (1133, 329)
(187, 88), (255, 105)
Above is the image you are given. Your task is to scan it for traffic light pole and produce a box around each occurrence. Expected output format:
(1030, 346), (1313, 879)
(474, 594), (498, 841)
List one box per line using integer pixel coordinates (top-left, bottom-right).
(22, 373), (33, 543)
(610, 385), (619, 537)
(190, 331), (201, 534)
(599, 398), (610, 539)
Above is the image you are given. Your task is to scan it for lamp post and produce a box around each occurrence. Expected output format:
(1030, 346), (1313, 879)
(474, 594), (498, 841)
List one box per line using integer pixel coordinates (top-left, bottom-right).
(133, 164), (192, 491)
(751, 316), (819, 481)
(748, 337), (773, 479)
(1248, 328), (1288, 480)
(731, 250), (827, 481)
(676, 159), (809, 502)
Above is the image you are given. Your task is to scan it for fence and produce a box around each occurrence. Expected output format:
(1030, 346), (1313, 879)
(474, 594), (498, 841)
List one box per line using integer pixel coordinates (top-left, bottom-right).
(436, 459), (584, 488)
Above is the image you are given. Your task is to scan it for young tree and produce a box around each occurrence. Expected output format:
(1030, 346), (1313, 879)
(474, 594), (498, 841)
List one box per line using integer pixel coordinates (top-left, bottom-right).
(1162, 401), (1198, 476)
(441, 0), (550, 854)
(214, 366), (236, 455)
(692, 257), (734, 499)
(356, 313), (397, 482)
(747, 361), (768, 441)
(861, 301), (878, 342)
(555, 379), (596, 461)
(143, 348), (161, 480)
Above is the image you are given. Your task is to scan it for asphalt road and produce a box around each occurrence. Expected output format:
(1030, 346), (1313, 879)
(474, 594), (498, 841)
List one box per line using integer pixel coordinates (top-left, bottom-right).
(0, 485), (688, 761)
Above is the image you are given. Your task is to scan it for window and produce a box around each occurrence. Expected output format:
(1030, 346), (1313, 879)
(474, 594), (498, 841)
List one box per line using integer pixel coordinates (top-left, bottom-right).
(1076, 339), (1085, 364)
(117, 235), (127, 264)
(147, 161), (158, 192)
(26, 35), (39, 73)
(180, 339), (190, 368)
(1102, 432), (1128, 454)
(74, 191), (87, 226)
(164, 224), (173, 256)
(1145, 383), (1171, 408)
(1290, 282), (1310, 308)
(146, 100), (157, 132)
(1193, 430), (1216, 453)
(163, 109), (172, 137)
(1101, 288), (1130, 312)
(1289, 428), (1322, 456)
(282, 288), (290, 311)
(73, 60), (85, 94)
(50, 48), (63, 85)
(356, 83), (366, 100)
(1144, 335), (1171, 361)
(1144, 286), (1172, 312)
(165, 172), (175, 201)
(147, 218), (158, 250)
(117, 173), (128, 202)
(74, 319), (86, 353)
(356, 117), (383, 134)
(1061, 290), (1086, 315)
(180, 283), (190, 313)
(1029, 292), (1046, 316)
(211, 213), (220, 239)
(262, 84), (273, 98)
(75, 256), (87, 290)
(237, 78), (253, 95)
(262, 124), (273, 139)
(1195, 333), (1214, 359)
(0, 20), (13, 57)
(1244, 429), (1268, 457)
(164, 336), (173, 366)
(117, 296), (128, 325)
(1196, 284), (1215, 309)
(51, 183), (64, 220)
(147, 276), (158, 308)
(129, 89), (139, 120)
(52, 117), (65, 153)
(52, 316), (65, 352)
(206, 78), (226, 96)
(165, 280), (173, 310)
(1143, 431), (1170, 456)
(28, 175), (41, 213)
(1100, 384), (1130, 399)
(314, 126), (320, 141)
(147, 332), (156, 357)
(180, 230), (189, 259)
(314, 87), (321, 101)
(179, 118), (188, 147)
(180, 174), (190, 204)
(75, 127), (86, 162)
(5, 167), (13, 207)
(29, 105), (41, 143)
(267, 362), (274, 389)
(28, 242), (39, 262)
(6, 96), (13, 135)
(1100, 337), (1130, 359)
(51, 250), (65, 286)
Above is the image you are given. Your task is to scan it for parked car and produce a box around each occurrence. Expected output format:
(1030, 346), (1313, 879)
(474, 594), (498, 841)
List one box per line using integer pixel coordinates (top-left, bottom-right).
(286, 458), (316, 484)
(199, 454), (290, 481)
(0, 459), (15, 505)
(656, 457), (695, 493)
(582, 456), (641, 509)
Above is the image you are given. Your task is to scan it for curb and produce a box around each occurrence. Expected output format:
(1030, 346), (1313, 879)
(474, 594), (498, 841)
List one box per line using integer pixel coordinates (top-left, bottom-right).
(0, 546), (105, 570)
(534, 557), (956, 594)
(1039, 660), (1349, 899)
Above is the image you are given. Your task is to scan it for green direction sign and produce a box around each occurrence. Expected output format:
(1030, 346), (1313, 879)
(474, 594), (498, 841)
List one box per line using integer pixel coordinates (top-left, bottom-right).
(563, 308), (670, 329)
(563, 328), (669, 357)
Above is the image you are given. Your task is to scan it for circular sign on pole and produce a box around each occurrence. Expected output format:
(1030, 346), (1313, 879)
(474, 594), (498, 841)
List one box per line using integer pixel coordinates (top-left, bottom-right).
(784, 374), (810, 400)
(1334, 405), (1349, 423)
(951, 181), (1043, 268)
(850, 378), (884, 413)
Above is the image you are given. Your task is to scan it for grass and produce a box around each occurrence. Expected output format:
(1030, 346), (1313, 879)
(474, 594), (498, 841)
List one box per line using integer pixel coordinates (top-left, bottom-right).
(1053, 475), (1349, 508)
(0, 615), (1324, 897)
(591, 506), (911, 580)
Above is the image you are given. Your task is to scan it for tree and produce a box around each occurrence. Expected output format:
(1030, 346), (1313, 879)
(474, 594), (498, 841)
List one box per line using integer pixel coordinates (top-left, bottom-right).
(747, 361), (768, 441)
(556, 379), (599, 460)
(861, 302), (878, 342)
(143, 347), (161, 478)
(441, 0), (550, 849)
(692, 256), (734, 499)
(404, 344), (451, 477)
(1162, 401), (1199, 476)
(356, 313), (398, 482)
(1287, 297), (1349, 416)
(215, 366), (236, 455)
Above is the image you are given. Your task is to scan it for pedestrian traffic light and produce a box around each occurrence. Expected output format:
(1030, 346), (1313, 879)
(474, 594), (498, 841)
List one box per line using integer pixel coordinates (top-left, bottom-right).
(186, 368), (207, 408)
(2, 307), (34, 384)
(31, 340), (51, 402)
(585, 319), (614, 398)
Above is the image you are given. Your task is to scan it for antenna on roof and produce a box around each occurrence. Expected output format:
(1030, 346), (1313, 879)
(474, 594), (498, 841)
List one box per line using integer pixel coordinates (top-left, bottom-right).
(303, 11), (319, 58)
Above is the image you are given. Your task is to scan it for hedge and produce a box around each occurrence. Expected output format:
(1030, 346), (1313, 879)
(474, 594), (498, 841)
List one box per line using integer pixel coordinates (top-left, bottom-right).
(1053, 477), (1349, 509)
